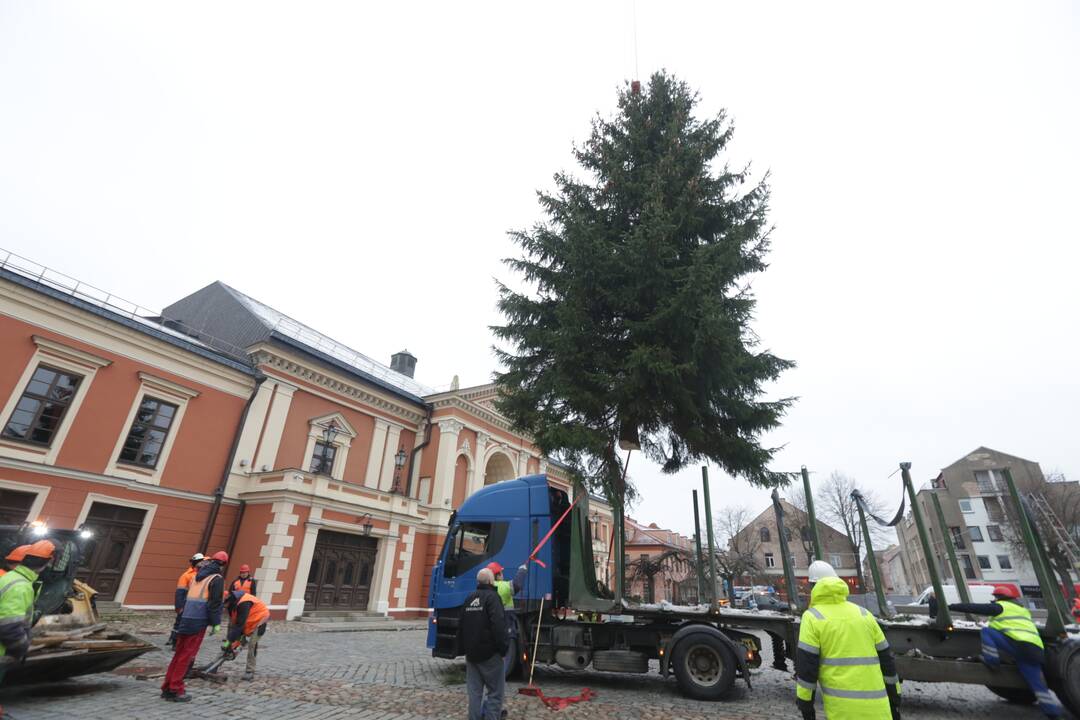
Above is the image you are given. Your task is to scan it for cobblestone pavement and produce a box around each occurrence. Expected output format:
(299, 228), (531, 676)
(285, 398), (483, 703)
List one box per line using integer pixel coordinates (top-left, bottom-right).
(0, 622), (1065, 720)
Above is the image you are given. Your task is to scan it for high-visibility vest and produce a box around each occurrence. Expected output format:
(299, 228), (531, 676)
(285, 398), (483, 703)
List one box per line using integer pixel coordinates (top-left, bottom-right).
(796, 577), (893, 720)
(990, 599), (1043, 649)
(0, 566), (39, 658)
(232, 592), (270, 636)
(177, 567), (196, 590)
(494, 580), (514, 609)
(231, 577), (254, 594)
(179, 573), (219, 625)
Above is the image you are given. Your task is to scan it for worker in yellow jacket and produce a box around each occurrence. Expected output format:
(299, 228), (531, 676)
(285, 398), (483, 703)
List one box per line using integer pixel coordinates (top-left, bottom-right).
(795, 561), (900, 720)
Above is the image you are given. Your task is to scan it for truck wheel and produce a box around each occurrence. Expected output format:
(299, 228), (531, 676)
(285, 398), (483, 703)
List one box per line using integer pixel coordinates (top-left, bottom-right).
(671, 632), (737, 700)
(503, 637), (519, 679)
(985, 685), (1035, 704)
(1051, 639), (1080, 716)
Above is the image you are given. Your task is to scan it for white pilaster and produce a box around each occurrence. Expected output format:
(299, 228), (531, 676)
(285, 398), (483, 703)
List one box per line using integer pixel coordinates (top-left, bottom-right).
(232, 380), (276, 474)
(371, 523), (400, 615)
(364, 419), (389, 488)
(286, 507), (323, 619)
(254, 381), (297, 472)
(378, 425), (404, 491)
(432, 419), (463, 508)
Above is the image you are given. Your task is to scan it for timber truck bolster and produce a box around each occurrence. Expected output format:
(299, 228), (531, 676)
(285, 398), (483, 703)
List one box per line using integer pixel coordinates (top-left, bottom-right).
(428, 474), (797, 700)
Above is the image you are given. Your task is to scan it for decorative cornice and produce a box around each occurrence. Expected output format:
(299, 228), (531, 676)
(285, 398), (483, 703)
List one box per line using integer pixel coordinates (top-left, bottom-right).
(437, 418), (465, 434)
(33, 335), (112, 369)
(252, 349), (426, 425)
(431, 396), (515, 433)
(137, 371), (200, 399)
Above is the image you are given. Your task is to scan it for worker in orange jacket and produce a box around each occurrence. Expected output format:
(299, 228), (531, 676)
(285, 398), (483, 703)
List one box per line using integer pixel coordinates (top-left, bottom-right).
(223, 589), (269, 681)
(230, 564), (257, 595)
(168, 552), (205, 649)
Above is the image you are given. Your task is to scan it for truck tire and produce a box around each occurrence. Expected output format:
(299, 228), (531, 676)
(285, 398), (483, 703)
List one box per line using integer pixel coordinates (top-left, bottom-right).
(503, 637), (519, 679)
(1050, 639), (1080, 716)
(671, 631), (737, 700)
(985, 685), (1035, 704)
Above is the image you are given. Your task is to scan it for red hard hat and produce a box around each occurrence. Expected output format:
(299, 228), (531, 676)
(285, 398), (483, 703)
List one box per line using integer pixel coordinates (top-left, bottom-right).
(5, 545), (30, 562)
(486, 561), (504, 575)
(239, 564), (251, 573)
(212, 550), (229, 564)
(993, 584), (1020, 599)
(26, 540), (56, 559)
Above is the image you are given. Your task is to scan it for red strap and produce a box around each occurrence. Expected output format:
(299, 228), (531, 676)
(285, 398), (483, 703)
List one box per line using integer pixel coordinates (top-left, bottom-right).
(528, 494), (582, 565)
(534, 688), (596, 710)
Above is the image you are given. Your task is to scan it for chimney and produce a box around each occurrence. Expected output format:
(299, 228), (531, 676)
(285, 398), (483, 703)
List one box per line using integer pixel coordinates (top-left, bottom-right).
(390, 350), (417, 378)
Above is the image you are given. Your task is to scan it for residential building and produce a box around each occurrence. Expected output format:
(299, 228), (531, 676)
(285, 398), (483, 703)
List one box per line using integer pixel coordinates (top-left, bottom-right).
(895, 448), (1045, 596)
(0, 250), (618, 619)
(623, 518), (696, 604)
(864, 544), (909, 595)
(732, 499), (860, 599)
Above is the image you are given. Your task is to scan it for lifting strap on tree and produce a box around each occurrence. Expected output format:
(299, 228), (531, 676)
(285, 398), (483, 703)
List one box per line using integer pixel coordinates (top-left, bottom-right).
(528, 492), (583, 569)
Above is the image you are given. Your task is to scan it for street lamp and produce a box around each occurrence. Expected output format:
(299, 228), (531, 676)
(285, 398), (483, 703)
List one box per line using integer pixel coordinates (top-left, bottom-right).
(391, 446), (407, 494)
(321, 420), (340, 445)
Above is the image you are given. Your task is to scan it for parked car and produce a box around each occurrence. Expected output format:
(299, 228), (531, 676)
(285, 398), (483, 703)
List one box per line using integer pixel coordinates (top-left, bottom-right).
(741, 593), (790, 612)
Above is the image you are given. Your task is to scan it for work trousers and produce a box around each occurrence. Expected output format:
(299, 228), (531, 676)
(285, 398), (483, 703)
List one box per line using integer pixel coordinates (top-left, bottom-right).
(467, 654), (505, 720)
(245, 625), (265, 674)
(981, 626), (1062, 718)
(161, 628), (206, 696)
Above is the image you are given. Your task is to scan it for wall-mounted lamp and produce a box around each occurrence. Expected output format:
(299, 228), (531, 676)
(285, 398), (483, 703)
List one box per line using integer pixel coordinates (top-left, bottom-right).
(391, 446), (407, 494)
(358, 513), (373, 536)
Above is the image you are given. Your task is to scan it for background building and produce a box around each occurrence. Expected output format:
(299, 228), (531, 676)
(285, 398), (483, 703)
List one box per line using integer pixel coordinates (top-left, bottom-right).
(895, 448), (1056, 597)
(623, 518), (696, 604)
(733, 499), (861, 599)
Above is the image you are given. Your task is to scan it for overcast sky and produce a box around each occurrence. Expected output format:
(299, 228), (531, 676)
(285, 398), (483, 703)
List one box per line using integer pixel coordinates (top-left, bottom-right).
(2, 1), (1077, 541)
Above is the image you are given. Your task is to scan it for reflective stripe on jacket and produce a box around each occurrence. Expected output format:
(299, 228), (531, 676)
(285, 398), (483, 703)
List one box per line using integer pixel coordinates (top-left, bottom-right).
(0, 565), (39, 658)
(795, 577), (895, 720)
(989, 599), (1043, 649)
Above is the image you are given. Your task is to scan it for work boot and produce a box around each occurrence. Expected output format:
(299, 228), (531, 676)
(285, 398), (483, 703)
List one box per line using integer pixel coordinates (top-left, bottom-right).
(501, 710), (508, 720)
(166, 693), (192, 703)
(242, 671), (254, 681)
(160, 690), (175, 699)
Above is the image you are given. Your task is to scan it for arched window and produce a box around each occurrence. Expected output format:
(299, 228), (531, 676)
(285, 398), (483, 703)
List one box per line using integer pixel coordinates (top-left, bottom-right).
(760, 527), (771, 542)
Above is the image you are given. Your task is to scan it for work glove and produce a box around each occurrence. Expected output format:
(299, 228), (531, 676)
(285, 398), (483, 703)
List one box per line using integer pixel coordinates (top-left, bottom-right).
(519, 564), (528, 571)
(796, 697), (816, 720)
(221, 639), (232, 650)
(209, 624), (221, 636)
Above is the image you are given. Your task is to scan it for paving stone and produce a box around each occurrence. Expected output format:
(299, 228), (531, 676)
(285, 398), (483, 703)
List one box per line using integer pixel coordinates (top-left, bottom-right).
(0, 625), (1059, 719)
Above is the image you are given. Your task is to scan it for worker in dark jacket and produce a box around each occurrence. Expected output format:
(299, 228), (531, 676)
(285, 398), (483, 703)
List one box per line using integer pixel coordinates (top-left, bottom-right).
(160, 550), (227, 703)
(486, 561), (527, 676)
(230, 564), (256, 595)
(458, 567), (507, 720)
(949, 585), (1063, 718)
(223, 589), (269, 681)
(168, 552), (204, 648)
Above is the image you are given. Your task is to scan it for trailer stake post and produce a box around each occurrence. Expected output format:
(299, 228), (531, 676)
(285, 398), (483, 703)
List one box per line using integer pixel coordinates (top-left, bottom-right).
(772, 488), (801, 612)
(702, 466), (720, 605)
(801, 466), (823, 561)
(1002, 467), (1068, 636)
(853, 490), (889, 617)
(692, 490), (707, 603)
(900, 462), (952, 629)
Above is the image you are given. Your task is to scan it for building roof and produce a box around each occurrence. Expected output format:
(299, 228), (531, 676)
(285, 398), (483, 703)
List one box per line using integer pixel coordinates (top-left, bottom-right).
(941, 447), (1037, 472)
(162, 281), (433, 404)
(0, 256), (254, 376)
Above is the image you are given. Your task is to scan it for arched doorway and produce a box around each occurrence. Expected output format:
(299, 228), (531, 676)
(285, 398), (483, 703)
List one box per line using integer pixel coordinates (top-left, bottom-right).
(484, 452), (516, 486)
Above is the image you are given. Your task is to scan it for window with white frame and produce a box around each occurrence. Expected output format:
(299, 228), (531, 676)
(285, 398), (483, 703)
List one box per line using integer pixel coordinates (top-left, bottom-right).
(118, 397), (179, 468)
(309, 440), (337, 475)
(764, 552), (775, 568)
(830, 553), (842, 567)
(997, 555), (1013, 570)
(968, 526), (984, 542)
(976, 555), (992, 569)
(987, 524), (1004, 542)
(958, 499), (974, 513)
(1, 365), (82, 446)
(105, 373), (198, 485)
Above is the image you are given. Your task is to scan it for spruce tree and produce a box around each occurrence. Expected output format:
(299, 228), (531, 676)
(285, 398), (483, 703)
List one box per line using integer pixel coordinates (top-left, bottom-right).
(494, 72), (793, 504)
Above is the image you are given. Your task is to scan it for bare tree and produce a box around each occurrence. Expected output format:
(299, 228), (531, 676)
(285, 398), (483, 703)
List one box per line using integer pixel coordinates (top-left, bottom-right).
(713, 506), (762, 597)
(627, 549), (692, 604)
(816, 472), (892, 593)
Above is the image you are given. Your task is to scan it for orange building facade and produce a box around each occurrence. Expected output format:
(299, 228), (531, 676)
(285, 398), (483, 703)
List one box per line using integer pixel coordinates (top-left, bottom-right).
(0, 257), (613, 619)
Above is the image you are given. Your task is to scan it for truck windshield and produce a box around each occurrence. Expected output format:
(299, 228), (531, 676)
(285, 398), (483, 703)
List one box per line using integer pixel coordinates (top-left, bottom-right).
(444, 521), (509, 578)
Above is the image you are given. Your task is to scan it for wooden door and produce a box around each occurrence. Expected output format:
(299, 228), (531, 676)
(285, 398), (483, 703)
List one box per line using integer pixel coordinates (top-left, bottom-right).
(0, 489), (36, 526)
(76, 502), (147, 600)
(304, 530), (377, 611)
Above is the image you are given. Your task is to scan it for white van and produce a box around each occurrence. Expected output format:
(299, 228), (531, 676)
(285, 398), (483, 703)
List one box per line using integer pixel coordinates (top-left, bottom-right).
(914, 584), (998, 606)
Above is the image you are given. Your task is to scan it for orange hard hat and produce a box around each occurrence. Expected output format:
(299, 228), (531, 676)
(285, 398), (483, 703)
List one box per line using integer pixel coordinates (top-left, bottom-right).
(211, 550), (229, 564)
(26, 540), (56, 559)
(5, 545), (30, 562)
(486, 561), (504, 575)
(239, 564), (250, 573)
(993, 584), (1020, 600)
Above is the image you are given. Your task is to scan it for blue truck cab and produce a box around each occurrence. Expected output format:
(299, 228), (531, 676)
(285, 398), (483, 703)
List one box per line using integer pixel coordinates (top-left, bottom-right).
(427, 474), (570, 658)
